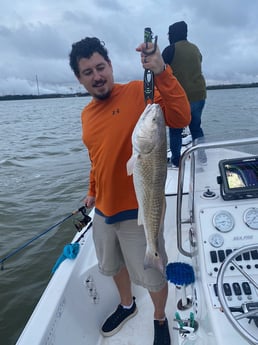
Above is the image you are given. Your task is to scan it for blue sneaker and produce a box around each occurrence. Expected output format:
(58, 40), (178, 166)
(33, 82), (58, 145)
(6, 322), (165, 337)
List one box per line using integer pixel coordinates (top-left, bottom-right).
(101, 297), (137, 337)
(153, 318), (171, 345)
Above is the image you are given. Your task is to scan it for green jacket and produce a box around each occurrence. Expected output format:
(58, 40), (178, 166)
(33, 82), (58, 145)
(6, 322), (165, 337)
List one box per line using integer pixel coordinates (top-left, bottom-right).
(170, 40), (206, 102)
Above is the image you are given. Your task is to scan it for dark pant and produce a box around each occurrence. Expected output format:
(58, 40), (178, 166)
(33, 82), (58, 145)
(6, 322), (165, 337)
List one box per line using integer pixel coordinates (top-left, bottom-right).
(169, 99), (205, 166)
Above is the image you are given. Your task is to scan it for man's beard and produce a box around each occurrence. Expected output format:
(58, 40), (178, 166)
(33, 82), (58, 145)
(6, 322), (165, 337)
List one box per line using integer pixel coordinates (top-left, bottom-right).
(94, 90), (111, 100)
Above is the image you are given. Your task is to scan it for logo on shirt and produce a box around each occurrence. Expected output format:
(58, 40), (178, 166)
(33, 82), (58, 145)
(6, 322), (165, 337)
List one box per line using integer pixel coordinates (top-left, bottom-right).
(112, 108), (120, 115)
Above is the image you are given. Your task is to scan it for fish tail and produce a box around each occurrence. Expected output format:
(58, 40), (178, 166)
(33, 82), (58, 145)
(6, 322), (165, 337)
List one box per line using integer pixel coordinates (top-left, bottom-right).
(144, 249), (164, 273)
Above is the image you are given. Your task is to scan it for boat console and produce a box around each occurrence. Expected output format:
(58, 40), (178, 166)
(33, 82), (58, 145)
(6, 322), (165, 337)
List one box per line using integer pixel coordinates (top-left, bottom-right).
(175, 138), (258, 345)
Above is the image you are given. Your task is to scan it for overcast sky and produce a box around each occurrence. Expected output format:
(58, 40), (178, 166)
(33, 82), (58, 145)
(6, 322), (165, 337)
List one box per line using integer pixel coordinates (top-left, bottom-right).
(1, 0), (258, 95)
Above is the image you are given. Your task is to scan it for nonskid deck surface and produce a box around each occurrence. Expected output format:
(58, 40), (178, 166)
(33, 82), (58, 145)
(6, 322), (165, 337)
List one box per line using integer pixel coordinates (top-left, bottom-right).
(97, 286), (176, 345)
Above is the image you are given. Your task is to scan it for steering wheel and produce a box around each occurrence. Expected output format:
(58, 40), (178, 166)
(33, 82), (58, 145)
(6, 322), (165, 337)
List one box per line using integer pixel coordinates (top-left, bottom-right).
(217, 244), (258, 344)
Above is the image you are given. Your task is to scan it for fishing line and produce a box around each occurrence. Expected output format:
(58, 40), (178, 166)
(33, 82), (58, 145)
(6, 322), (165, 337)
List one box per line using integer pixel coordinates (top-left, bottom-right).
(0, 206), (89, 270)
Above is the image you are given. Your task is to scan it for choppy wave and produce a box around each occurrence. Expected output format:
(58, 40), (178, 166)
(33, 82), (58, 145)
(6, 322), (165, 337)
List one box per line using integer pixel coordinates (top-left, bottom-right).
(0, 158), (27, 167)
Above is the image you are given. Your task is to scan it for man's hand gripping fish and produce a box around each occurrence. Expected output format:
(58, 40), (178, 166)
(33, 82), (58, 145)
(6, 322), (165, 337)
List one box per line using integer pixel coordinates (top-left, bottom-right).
(127, 103), (167, 273)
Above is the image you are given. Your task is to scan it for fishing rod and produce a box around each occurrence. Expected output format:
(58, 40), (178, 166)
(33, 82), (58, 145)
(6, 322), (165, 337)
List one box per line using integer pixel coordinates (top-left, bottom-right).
(143, 27), (158, 103)
(0, 206), (90, 270)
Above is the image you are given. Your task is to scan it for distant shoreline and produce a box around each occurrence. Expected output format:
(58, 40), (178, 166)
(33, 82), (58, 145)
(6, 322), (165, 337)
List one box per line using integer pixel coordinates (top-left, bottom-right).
(1, 82), (258, 101)
(206, 82), (258, 90)
(0, 92), (91, 101)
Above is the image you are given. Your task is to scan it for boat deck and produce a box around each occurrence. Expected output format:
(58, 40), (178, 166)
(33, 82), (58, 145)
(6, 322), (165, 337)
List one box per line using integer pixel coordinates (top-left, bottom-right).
(16, 142), (258, 345)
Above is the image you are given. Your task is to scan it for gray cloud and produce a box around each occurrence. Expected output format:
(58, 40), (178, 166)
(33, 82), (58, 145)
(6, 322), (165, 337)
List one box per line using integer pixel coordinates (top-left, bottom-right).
(1, 0), (258, 95)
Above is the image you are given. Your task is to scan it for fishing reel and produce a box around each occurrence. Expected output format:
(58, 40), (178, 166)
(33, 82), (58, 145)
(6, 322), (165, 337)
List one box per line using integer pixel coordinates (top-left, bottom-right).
(73, 206), (91, 231)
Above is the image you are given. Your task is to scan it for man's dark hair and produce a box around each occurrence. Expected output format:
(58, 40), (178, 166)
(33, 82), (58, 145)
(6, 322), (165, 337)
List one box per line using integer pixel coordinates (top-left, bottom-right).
(69, 37), (110, 77)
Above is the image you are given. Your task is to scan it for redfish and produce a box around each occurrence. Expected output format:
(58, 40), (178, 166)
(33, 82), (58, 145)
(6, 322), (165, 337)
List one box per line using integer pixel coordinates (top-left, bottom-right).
(127, 103), (167, 273)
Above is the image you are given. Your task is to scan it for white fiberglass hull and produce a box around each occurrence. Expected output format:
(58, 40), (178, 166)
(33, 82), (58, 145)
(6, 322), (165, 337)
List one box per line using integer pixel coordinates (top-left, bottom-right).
(17, 138), (258, 345)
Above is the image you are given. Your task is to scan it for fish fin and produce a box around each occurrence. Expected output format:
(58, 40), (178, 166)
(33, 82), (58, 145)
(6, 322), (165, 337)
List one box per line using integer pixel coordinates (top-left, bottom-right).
(144, 248), (164, 273)
(126, 154), (137, 176)
(137, 206), (143, 225)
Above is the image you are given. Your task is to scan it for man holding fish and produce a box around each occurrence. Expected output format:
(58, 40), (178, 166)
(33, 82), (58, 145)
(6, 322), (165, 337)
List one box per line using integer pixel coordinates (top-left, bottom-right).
(69, 35), (190, 344)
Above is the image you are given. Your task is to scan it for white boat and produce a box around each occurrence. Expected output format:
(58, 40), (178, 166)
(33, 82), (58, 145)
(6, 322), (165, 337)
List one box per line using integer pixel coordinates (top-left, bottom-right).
(16, 137), (258, 345)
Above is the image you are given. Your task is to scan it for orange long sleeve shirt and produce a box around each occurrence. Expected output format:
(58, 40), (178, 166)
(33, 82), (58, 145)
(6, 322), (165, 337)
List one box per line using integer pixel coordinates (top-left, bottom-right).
(82, 65), (190, 222)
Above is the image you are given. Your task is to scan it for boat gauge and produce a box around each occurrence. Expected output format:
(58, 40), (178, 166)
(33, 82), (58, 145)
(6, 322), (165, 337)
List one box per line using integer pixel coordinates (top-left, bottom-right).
(212, 211), (234, 232)
(209, 233), (224, 248)
(243, 207), (258, 230)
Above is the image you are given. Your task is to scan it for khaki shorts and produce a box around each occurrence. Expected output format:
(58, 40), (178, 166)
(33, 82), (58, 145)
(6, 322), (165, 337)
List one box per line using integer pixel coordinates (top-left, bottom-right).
(92, 213), (168, 292)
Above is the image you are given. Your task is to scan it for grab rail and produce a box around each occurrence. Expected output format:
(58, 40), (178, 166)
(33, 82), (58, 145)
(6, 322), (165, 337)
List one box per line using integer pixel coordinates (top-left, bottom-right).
(177, 137), (258, 257)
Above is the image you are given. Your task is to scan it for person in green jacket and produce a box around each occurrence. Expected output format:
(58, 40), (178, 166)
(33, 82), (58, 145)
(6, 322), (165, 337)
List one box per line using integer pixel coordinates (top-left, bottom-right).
(162, 21), (207, 166)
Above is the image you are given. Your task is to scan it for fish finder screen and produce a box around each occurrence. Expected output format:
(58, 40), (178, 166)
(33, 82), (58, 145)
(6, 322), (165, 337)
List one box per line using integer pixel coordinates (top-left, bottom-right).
(219, 156), (258, 200)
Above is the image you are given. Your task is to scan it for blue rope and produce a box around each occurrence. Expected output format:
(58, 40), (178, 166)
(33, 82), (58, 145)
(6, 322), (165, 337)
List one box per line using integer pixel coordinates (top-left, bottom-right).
(0, 213), (74, 270)
(51, 220), (93, 273)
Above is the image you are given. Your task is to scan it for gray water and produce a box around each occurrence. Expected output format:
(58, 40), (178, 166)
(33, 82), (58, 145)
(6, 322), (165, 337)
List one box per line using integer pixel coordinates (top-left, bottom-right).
(0, 88), (258, 344)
